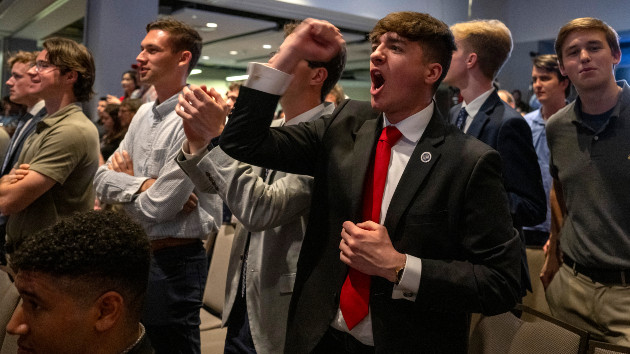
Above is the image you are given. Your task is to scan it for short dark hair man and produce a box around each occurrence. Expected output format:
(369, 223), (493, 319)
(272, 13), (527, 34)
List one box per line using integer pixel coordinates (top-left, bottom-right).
(176, 21), (344, 354)
(93, 18), (222, 353)
(443, 19), (547, 296)
(541, 17), (630, 346)
(199, 12), (521, 352)
(0, 38), (99, 254)
(522, 54), (569, 247)
(7, 210), (152, 354)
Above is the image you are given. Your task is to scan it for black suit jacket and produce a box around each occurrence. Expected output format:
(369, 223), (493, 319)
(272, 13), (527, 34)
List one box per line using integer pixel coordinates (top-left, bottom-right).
(449, 91), (546, 293)
(1, 106), (46, 176)
(221, 87), (521, 353)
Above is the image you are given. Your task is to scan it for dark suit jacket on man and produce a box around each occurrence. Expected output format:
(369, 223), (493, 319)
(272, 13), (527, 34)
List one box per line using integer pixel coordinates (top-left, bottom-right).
(1, 106), (46, 177)
(449, 90), (546, 293)
(221, 86), (522, 353)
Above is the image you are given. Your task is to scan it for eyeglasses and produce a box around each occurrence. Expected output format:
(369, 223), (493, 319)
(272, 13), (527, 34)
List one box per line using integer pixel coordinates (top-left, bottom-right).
(34, 60), (58, 73)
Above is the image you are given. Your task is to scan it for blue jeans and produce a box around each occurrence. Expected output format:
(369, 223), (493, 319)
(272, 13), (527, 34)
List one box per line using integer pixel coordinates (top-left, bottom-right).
(143, 241), (207, 354)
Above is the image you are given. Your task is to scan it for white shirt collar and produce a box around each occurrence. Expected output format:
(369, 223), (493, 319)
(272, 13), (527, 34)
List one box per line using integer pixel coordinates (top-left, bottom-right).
(28, 100), (45, 116)
(382, 101), (434, 144)
(462, 88), (494, 120)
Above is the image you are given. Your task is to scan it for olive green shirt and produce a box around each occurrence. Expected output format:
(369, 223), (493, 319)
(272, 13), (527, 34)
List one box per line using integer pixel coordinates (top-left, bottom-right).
(6, 103), (99, 251)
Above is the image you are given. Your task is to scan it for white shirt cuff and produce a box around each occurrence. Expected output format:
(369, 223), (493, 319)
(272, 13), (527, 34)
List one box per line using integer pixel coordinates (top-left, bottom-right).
(245, 62), (293, 95)
(392, 255), (421, 301)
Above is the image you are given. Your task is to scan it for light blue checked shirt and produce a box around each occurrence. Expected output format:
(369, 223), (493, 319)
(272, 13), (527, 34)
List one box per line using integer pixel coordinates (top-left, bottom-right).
(94, 90), (221, 240)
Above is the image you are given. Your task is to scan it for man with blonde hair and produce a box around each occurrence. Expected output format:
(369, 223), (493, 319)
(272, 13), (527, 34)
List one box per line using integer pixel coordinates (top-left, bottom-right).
(0, 51), (46, 259)
(444, 19), (546, 297)
(541, 17), (630, 345)
(0, 38), (100, 255)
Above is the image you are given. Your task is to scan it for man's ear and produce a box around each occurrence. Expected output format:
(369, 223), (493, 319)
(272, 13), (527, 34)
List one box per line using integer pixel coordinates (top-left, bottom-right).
(311, 67), (328, 86)
(424, 63), (443, 86)
(63, 70), (78, 85)
(612, 49), (621, 66)
(179, 51), (192, 70)
(560, 77), (570, 91)
(466, 52), (477, 69)
(93, 291), (124, 333)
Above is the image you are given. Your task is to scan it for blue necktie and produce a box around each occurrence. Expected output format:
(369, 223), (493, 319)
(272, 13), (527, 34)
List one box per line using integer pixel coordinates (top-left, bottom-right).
(455, 107), (468, 131)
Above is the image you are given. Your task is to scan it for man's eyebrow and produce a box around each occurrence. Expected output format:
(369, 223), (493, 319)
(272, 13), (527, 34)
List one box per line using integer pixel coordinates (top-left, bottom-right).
(565, 39), (604, 52)
(586, 39), (604, 46)
(18, 289), (43, 302)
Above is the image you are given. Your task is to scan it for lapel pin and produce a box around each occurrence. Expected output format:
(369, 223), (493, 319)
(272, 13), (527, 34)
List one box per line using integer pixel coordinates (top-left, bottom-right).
(421, 152), (432, 163)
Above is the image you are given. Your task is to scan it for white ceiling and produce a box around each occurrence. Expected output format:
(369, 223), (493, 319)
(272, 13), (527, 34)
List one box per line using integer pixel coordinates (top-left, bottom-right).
(0, 0), (373, 77)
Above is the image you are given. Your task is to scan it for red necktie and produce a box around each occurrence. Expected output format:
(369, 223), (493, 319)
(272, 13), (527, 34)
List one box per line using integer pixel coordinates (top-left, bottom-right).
(340, 125), (402, 330)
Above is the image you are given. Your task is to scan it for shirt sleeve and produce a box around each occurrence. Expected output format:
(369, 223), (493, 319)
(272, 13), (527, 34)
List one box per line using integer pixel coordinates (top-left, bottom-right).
(245, 62), (293, 95)
(94, 118), (148, 203)
(121, 132), (196, 224)
(392, 255), (422, 301)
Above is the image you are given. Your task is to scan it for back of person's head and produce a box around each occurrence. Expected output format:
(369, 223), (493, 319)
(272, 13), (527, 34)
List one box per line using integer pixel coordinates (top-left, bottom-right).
(533, 54), (571, 97)
(7, 50), (38, 68)
(43, 37), (95, 102)
(283, 22), (346, 102)
(10, 210), (151, 324)
(554, 17), (620, 66)
(497, 89), (515, 108)
(369, 12), (456, 92)
(451, 19), (513, 80)
(228, 82), (242, 92)
(120, 98), (142, 114)
(146, 17), (202, 75)
(326, 83), (345, 106)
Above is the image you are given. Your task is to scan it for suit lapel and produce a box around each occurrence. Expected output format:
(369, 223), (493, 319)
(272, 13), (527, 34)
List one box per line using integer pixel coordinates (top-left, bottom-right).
(383, 112), (446, 241)
(350, 115), (381, 220)
(466, 90), (499, 138)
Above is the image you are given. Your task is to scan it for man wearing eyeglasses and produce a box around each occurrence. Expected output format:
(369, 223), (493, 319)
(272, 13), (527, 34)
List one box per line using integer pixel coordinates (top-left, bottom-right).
(0, 37), (99, 255)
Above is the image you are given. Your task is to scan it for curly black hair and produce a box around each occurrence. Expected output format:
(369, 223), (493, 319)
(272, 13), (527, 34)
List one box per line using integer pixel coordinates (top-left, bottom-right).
(10, 210), (151, 321)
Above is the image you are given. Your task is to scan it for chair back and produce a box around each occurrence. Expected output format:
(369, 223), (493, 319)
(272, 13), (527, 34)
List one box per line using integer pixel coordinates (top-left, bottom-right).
(512, 304), (589, 354)
(203, 223), (236, 315)
(0, 271), (19, 353)
(587, 340), (630, 354)
(469, 305), (590, 354)
(469, 311), (523, 354)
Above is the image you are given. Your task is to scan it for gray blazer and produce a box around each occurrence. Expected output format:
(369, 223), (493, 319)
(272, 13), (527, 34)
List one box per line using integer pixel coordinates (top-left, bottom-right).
(178, 105), (333, 354)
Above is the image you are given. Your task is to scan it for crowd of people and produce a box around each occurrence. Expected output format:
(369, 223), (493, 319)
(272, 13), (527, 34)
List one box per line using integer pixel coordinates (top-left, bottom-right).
(0, 10), (627, 354)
